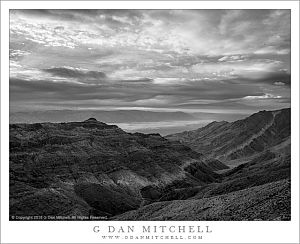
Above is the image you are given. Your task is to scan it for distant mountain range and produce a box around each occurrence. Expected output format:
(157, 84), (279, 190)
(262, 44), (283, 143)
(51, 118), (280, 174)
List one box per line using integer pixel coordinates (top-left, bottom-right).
(9, 110), (195, 124)
(9, 108), (291, 220)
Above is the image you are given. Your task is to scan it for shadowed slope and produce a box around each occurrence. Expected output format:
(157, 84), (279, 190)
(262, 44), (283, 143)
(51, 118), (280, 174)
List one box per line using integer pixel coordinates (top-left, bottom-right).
(113, 179), (290, 221)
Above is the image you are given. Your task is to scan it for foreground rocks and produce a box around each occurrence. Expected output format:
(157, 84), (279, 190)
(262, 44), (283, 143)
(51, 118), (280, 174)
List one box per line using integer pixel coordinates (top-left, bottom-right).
(113, 179), (291, 221)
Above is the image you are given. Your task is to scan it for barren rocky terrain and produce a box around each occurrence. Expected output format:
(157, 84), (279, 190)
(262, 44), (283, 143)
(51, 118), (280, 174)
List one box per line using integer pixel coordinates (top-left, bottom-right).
(9, 118), (224, 218)
(113, 179), (291, 221)
(166, 108), (290, 162)
(9, 108), (291, 220)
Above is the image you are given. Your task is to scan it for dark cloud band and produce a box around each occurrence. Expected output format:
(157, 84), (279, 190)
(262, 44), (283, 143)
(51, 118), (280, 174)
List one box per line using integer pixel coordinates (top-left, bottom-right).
(43, 67), (106, 80)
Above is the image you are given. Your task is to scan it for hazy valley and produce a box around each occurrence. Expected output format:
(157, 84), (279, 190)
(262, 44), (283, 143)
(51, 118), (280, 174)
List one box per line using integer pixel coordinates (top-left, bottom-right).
(10, 109), (250, 136)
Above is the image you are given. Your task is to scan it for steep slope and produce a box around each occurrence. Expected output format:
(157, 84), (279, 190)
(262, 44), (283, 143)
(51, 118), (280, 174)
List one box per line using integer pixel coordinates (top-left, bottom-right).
(113, 179), (291, 221)
(9, 118), (219, 218)
(185, 139), (291, 200)
(113, 131), (291, 221)
(166, 108), (290, 161)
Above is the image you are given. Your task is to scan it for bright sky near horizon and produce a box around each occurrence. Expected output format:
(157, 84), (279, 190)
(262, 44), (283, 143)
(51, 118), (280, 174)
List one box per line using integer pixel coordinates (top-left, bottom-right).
(10, 9), (291, 114)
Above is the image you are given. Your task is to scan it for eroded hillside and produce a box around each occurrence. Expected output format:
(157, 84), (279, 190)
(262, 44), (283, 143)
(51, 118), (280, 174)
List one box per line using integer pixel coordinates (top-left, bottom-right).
(10, 118), (221, 218)
(9, 108), (291, 220)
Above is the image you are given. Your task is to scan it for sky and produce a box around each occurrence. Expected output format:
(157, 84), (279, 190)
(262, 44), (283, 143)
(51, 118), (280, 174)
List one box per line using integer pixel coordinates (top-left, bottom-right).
(10, 9), (291, 115)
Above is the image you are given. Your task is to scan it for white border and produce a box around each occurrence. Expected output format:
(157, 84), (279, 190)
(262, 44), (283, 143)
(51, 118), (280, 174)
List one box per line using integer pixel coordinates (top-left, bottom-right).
(1, 1), (299, 243)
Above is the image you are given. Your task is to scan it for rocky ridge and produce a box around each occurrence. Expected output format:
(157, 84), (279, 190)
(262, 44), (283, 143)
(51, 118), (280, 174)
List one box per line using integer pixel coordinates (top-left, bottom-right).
(166, 108), (290, 162)
(10, 118), (222, 218)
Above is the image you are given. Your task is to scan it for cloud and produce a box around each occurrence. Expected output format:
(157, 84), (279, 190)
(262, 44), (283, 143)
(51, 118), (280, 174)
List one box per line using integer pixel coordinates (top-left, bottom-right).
(11, 10), (290, 56)
(10, 76), (286, 109)
(218, 55), (246, 62)
(190, 58), (290, 86)
(274, 81), (286, 86)
(9, 49), (30, 59)
(243, 93), (282, 100)
(10, 77), (157, 103)
(238, 70), (291, 86)
(43, 67), (106, 80)
(9, 10), (291, 114)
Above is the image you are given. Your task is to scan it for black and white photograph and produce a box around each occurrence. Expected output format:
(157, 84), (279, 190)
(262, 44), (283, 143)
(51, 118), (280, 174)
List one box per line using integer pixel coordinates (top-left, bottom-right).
(8, 8), (292, 221)
(1, 1), (300, 243)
